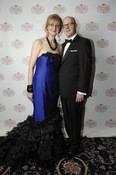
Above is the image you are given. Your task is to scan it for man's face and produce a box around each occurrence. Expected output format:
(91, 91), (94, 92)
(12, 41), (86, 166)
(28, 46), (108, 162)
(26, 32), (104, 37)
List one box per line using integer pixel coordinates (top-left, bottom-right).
(63, 17), (77, 38)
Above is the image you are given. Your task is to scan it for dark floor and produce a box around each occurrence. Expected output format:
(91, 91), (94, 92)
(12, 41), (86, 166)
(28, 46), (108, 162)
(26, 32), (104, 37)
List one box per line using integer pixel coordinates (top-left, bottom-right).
(0, 136), (116, 175)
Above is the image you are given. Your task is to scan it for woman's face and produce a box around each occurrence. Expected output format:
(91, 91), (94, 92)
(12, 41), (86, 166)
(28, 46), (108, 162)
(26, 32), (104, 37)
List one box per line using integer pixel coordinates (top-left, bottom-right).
(47, 19), (61, 36)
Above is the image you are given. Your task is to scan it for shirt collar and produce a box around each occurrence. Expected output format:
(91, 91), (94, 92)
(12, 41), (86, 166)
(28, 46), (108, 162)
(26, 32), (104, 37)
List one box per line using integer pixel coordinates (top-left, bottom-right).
(68, 33), (77, 41)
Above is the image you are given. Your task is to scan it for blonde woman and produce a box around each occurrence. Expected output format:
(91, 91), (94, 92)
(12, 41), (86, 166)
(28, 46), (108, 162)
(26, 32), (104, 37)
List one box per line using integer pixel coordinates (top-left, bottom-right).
(0, 14), (64, 174)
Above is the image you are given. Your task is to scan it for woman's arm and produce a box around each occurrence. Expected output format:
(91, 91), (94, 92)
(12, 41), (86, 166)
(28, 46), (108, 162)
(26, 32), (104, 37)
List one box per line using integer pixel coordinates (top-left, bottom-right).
(27, 39), (42, 101)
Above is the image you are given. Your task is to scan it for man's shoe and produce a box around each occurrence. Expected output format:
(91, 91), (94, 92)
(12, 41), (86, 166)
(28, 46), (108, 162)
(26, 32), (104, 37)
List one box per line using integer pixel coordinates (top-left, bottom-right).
(66, 149), (78, 158)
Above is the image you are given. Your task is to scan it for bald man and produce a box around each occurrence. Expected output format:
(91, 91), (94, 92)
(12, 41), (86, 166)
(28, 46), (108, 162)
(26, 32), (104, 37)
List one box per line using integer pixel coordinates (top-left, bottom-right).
(59, 16), (92, 157)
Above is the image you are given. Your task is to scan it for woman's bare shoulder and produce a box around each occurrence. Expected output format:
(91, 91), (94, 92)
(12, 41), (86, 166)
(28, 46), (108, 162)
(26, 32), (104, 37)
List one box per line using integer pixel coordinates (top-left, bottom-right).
(33, 38), (43, 45)
(32, 37), (45, 50)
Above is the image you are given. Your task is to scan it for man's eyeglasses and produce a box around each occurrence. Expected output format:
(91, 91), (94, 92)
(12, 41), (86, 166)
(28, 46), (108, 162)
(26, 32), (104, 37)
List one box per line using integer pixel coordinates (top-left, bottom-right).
(63, 22), (75, 29)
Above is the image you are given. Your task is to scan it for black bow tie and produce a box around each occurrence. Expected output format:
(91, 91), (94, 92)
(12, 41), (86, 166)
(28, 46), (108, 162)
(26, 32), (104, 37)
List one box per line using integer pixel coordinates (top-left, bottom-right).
(65, 39), (72, 44)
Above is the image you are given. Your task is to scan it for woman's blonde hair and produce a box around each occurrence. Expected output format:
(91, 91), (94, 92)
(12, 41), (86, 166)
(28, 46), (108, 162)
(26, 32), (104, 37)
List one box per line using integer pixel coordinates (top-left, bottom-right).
(45, 14), (63, 33)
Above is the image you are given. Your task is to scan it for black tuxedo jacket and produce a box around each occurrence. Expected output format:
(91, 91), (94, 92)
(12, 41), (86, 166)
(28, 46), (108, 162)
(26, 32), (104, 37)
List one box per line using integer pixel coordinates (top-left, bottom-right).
(59, 34), (92, 98)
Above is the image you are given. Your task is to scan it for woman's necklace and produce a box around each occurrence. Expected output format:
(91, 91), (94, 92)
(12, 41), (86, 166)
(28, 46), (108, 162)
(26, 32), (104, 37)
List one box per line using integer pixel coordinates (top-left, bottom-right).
(46, 36), (57, 51)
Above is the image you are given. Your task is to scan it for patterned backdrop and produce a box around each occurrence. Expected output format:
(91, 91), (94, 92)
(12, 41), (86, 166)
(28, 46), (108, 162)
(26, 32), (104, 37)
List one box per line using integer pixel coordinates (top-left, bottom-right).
(0, 0), (116, 137)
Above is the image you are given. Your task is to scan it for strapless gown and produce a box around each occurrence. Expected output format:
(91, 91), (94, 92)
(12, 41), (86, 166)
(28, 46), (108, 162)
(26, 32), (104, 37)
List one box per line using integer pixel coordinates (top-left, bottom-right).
(0, 52), (64, 171)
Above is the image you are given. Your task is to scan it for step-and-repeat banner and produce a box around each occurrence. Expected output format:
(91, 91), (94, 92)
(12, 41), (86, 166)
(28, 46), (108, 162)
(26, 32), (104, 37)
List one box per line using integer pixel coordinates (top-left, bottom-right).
(0, 0), (116, 137)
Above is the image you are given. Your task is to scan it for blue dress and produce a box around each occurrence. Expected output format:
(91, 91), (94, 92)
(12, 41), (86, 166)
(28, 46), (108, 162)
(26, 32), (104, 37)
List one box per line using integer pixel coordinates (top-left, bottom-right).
(0, 52), (64, 171)
(33, 52), (60, 122)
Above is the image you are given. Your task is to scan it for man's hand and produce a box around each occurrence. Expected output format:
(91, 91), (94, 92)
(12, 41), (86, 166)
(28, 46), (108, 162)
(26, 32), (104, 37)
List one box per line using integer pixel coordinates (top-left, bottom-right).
(76, 93), (84, 102)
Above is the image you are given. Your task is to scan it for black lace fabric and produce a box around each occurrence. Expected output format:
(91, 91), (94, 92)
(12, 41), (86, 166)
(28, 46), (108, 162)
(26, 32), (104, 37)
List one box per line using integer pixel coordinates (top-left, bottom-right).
(0, 110), (64, 171)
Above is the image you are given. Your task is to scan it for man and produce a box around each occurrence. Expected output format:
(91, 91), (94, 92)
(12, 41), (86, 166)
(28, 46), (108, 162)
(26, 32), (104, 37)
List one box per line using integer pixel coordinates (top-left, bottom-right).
(59, 16), (92, 157)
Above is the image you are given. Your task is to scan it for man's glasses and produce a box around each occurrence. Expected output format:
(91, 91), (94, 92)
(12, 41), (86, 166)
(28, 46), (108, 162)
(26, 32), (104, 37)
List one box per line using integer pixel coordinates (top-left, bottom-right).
(63, 22), (75, 29)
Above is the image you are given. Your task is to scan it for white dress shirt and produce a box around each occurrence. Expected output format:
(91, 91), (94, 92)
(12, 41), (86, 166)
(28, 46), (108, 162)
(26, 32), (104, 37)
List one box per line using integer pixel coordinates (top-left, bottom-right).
(63, 33), (77, 56)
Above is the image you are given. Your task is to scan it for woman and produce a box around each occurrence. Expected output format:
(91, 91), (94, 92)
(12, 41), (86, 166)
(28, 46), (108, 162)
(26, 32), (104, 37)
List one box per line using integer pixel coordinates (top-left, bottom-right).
(0, 14), (64, 174)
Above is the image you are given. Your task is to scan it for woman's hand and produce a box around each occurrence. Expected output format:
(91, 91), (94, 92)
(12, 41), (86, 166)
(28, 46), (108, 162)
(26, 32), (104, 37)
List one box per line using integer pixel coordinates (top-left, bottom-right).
(27, 92), (33, 102)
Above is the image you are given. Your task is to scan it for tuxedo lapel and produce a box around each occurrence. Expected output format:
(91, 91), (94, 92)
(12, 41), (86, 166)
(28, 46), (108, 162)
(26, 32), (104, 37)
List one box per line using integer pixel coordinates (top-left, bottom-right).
(61, 35), (80, 64)
(61, 40), (76, 64)
(61, 43), (65, 57)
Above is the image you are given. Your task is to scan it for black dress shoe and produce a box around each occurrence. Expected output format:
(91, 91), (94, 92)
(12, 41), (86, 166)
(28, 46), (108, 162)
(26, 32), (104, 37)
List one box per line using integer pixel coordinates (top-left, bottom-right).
(66, 149), (78, 158)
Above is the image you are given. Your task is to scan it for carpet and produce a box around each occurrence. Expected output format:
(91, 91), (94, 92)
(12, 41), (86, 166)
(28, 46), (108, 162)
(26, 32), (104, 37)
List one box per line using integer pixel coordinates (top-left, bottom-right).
(0, 137), (116, 175)
(55, 137), (116, 175)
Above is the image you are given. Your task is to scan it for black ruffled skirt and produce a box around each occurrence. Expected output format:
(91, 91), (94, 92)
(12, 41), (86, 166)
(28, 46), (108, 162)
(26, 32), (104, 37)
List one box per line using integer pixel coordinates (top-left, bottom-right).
(0, 110), (64, 171)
